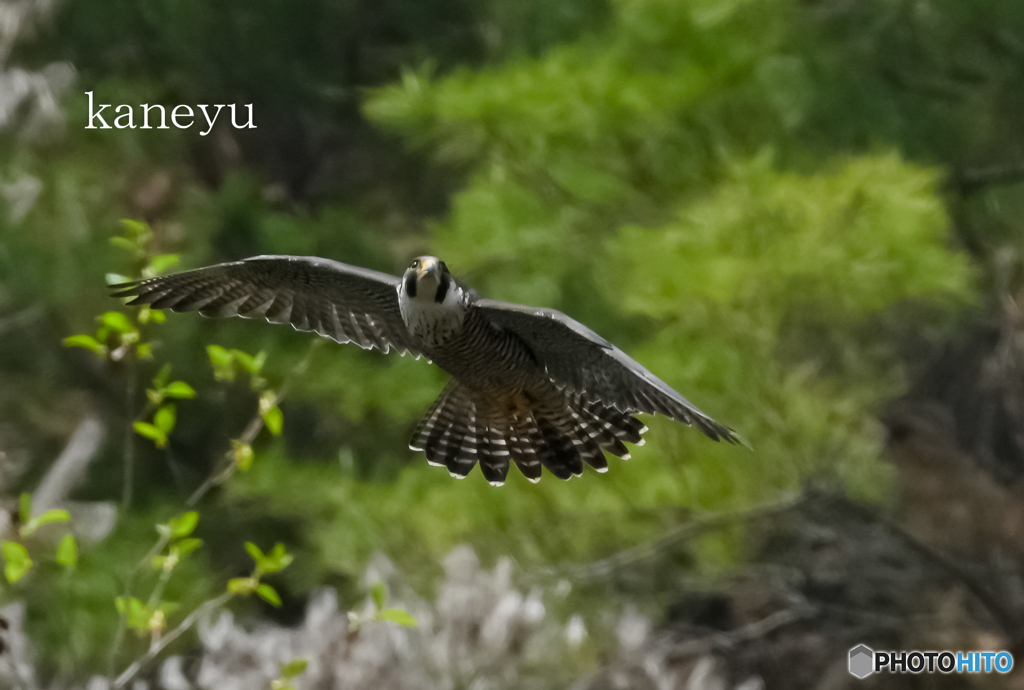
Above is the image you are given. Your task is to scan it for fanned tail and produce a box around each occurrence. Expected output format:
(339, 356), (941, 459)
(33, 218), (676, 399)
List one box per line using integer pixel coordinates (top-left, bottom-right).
(411, 387), (648, 485)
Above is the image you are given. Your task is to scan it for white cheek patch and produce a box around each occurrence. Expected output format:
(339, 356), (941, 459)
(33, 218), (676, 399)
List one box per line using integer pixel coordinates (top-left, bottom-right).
(399, 283), (467, 347)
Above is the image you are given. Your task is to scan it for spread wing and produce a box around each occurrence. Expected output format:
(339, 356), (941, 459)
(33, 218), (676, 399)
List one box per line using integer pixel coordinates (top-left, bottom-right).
(474, 299), (741, 444)
(110, 255), (419, 355)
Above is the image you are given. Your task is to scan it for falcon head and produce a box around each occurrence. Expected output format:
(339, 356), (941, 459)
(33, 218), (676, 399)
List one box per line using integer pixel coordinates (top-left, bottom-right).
(399, 255), (468, 345)
(403, 256), (452, 304)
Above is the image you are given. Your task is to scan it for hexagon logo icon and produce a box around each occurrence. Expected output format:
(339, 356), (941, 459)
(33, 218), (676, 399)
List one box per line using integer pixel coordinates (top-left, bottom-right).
(849, 645), (874, 679)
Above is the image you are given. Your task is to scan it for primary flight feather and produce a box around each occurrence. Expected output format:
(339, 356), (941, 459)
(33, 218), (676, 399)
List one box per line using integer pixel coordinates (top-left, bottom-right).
(111, 255), (741, 485)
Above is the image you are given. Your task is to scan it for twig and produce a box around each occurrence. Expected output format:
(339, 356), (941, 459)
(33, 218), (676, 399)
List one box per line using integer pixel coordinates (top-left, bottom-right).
(108, 342), (317, 677)
(540, 493), (805, 582)
(0, 305), (42, 337)
(830, 494), (1024, 650)
(185, 339), (318, 507)
(952, 161), (1024, 197)
(186, 410), (268, 508)
(665, 604), (817, 661)
(122, 362), (138, 511)
(112, 591), (235, 690)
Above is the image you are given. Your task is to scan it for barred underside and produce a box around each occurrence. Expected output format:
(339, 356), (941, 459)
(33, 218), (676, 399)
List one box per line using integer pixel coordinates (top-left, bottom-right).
(410, 385), (648, 485)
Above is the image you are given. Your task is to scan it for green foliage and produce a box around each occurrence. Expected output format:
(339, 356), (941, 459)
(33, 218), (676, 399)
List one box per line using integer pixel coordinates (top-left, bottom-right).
(207, 345), (269, 390)
(115, 596), (179, 637)
(56, 535), (79, 569)
(17, 493), (71, 538)
(133, 421), (168, 449)
(380, 608), (418, 627)
(245, 541), (295, 574)
(232, 441), (255, 471)
(226, 541), (294, 607)
(347, 580), (418, 630)
(164, 512), (199, 539)
(272, 657), (310, 690)
(2, 542), (33, 584)
(21, 509), (71, 537)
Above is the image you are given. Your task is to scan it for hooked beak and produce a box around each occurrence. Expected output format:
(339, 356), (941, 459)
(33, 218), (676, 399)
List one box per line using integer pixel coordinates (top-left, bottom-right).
(416, 257), (441, 280)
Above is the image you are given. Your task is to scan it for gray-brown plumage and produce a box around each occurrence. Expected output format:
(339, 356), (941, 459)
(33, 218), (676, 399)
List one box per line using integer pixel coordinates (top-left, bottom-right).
(111, 255), (742, 485)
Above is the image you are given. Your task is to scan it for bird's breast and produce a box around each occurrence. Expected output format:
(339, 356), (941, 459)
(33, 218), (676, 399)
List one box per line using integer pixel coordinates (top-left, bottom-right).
(423, 309), (543, 396)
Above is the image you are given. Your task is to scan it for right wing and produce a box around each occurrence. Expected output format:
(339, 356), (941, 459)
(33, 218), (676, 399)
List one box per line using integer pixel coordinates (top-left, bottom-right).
(110, 255), (419, 355)
(475, 299), (741, 444)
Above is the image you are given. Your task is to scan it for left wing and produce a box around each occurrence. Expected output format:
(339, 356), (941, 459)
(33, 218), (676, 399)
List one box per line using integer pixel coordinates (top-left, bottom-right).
(110, 255), (419, 356)
(474, 299), (741, 444)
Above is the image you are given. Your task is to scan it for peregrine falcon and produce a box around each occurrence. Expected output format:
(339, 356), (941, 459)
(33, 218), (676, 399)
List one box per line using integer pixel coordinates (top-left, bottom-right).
(111, 255), (741, 485)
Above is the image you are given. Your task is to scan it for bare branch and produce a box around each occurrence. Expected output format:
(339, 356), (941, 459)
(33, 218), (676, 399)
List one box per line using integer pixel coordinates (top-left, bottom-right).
(112, 591), (235, 690)
(951, 162), (1024, 197)
(540, 493), (806, 582)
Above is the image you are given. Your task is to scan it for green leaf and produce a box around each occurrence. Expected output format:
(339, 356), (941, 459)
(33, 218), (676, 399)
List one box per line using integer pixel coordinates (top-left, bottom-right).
(175, 537), (203, 556)
(105, 273), (131, 286)
(258, 543), (293, 573)
(232, 441), (254, 470)
(23, 508), (71, 535)
(147, 309), (166, 324)
(371, 581), (386, 611)
(148, 254), (180, 275)
(244, 541), (265, 562)
(280, 658), (308, 678)
(109, 236), (137, 252)
(230, 349), (261, 374)
(257, 583), (282, 606)
(18, 493), (31, 527)
(164, 381), (196, 399)
(381, 608), (418, 627)
(207, 344), (233, 366)
(120, 218), (150, 237)
(34, 509), (71, 527)
(263, 406), (283, 436)
(151, 555), (166, 570)
(100, 311), (135, 334)
(136, 342), (154, 359)
(168, 511), (199, 538)
(133, 422), (168, 448)
(153, 363), (173, 389)
(154, 404), (177, 434)
(227, 577), (255, 594)
(2, 542), (32, 583)
(63, 334), (105, 354)
(56, 534), (77, 568)
(207, 345), (236, 381)
(116, 596), (151, 633)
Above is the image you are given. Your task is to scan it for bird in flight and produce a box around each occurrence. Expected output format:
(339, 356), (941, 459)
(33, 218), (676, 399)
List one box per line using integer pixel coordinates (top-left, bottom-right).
(112, 255), (741, 485)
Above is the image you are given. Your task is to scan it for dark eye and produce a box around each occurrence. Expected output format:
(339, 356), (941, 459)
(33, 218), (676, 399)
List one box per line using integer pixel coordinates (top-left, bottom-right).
(411, 259), (419, 269)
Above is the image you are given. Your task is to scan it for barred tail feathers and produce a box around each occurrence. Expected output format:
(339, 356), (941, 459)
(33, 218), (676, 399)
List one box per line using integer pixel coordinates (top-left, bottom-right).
(410, 387), (648, 484)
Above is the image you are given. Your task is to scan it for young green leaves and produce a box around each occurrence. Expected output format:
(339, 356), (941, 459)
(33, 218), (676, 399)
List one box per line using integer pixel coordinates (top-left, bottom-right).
(135, 366), (196, 449)
(1, 493), (76, 583)
(68, 220), (180, 361)
(348, 581), (418, 631)
(271, 658), (309, 690)
(227, 542), (294, 607)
